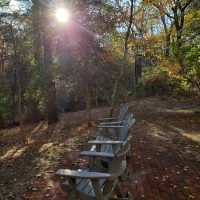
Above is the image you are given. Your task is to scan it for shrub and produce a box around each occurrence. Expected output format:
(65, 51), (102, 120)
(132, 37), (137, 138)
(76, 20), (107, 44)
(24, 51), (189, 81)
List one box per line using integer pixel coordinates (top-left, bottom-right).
(137, 67), (172, 96)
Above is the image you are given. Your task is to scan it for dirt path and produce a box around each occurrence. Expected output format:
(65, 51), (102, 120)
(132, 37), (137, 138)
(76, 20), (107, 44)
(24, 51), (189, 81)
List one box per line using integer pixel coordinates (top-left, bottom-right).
(1, 96), (200, 199)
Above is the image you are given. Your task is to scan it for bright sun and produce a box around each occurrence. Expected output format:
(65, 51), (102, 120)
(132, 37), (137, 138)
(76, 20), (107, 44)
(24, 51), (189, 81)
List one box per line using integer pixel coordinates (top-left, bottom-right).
(56, 8), (69, 23)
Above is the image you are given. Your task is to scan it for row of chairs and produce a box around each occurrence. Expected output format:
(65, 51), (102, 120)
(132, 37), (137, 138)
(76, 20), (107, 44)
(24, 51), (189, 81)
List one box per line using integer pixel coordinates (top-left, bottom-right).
(55, 106), (135, 200)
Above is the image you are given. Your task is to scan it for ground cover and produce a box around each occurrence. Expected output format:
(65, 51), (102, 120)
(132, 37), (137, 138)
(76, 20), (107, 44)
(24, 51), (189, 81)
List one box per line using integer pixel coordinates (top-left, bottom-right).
(0, 96), (200, 199)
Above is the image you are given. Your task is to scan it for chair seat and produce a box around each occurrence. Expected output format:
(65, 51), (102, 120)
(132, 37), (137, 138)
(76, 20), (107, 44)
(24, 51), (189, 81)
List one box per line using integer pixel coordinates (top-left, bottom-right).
(61, 169), (106, 197)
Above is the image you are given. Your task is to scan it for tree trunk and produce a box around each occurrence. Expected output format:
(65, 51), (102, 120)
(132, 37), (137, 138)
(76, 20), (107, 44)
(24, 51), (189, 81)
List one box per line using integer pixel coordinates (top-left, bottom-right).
(41, 2), (58, 124)
(16, 69), (23, 132)
(133, 63), (137, 95)
(10, 24), (24, 132)
(160, 15), (172, 57)
(173, 7), (186, 70)
(32, 0), (43, 122)
(176, 27), (183, 48)
(11, 72), (16, 125)
(94, 89), (99, 107)
(32, 0), (43, 69)
(85, 83), (92, 126)
(47, 81), (58, 124)
(165, 34), (171, 57)
(109, 0), (134, 117)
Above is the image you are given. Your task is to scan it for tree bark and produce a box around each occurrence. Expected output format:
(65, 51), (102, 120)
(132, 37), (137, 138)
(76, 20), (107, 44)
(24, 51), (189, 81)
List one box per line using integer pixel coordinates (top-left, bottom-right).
(32, 0), (43, 69)
(10, 24), (24, 132)
(31, 0), (43, 122)
(16, 69), (23, 132)
(46, 81), (58, 124)
(85, 83), (92, 126)
(11, 66), (16, 125)
(41, 2), (58, 124)
(160, 15), (172, 57)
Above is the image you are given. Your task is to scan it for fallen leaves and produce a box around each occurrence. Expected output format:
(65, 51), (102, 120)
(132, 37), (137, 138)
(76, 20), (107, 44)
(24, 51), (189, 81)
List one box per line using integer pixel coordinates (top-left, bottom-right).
(1, 97), (200, 199)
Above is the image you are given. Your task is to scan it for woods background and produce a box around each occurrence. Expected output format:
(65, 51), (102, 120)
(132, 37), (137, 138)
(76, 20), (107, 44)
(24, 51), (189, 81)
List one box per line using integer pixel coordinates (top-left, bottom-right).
(0, 0), (199, 128)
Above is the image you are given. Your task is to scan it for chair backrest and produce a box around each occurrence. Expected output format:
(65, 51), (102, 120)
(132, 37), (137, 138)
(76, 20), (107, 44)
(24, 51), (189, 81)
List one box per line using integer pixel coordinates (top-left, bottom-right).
(117, 114), (135, 141)
(103, 136), (132, 193)
(118, 105), (128, 121)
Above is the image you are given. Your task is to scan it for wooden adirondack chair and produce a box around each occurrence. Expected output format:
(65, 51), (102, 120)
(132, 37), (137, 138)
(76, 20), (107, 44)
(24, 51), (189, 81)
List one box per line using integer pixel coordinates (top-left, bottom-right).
(97, 114), (135, 141)
(80, 116), (135, 171)
(97, 106), (129, 138)
(82, 114), (135, 154)
(98, 105), (128, 125)
(55, 136), (134, 200)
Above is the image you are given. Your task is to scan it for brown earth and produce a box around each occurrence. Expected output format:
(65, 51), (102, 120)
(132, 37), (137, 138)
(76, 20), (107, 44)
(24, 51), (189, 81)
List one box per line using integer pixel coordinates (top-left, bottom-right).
(0, 96), (200, 200)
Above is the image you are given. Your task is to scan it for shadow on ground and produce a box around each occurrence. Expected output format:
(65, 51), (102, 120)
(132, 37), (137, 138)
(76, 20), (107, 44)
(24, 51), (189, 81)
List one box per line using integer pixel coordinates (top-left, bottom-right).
(1, 96), (200, 199)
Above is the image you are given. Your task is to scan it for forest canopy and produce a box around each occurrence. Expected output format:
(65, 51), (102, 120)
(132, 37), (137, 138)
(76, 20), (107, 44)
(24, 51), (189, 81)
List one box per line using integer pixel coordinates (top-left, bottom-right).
(0, 0), (199, 128)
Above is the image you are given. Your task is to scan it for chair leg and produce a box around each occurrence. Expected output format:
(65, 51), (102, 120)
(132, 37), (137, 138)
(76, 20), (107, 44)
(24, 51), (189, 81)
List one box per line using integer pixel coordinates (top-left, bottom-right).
(121, 167), (133, 181)
(110, 193), (134, 200)
(69, 179), (77, 200)
(127, 192), (134, 200)
(115, 181), (124, 198)
(88, 157), (95, 170)
(111, 185), (134, 200)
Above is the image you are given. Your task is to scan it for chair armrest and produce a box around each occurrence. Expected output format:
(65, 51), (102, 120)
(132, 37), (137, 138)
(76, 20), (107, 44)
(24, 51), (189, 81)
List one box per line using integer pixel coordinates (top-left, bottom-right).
(95, 134), (117, 141)
(80, 151), (114, 158)
(95, 135), (110, 140)
(98, 117), (117, 122)
(55, 169), (112, 179)
(88, 140), (123, 145)
(100, 121), (124, 125)
(97, 125), (123, 128)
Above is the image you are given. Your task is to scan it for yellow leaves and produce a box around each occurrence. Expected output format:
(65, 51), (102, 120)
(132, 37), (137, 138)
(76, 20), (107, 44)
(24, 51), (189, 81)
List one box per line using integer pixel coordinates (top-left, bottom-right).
(26, 135), (34, 144)
(158, 58), (181, 76)
(184, 9), (200, 27)
(39, 142), (54, 153)
(165, 0), (174, 8)
(0, 147), (27, 161)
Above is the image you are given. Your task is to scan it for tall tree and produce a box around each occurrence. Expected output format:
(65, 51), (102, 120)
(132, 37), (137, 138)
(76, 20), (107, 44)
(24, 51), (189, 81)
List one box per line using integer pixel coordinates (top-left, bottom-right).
(40, 1), (58, 124)
(150, 0), (195, 68)
(109, 0), (134, 116)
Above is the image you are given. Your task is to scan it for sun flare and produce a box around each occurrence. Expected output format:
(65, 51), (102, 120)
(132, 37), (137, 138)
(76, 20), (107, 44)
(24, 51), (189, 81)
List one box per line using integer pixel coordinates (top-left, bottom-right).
(56, 8), (69, 23)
